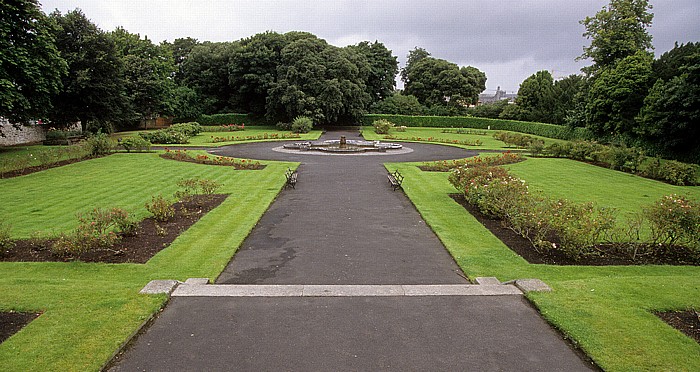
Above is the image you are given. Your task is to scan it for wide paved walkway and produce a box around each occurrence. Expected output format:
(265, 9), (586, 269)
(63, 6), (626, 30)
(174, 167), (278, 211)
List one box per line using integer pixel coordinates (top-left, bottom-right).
(110, 130), (595, 371)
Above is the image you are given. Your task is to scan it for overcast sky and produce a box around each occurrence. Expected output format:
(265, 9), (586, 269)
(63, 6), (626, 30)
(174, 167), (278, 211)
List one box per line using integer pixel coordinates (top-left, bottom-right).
(40, 0), (700, 94)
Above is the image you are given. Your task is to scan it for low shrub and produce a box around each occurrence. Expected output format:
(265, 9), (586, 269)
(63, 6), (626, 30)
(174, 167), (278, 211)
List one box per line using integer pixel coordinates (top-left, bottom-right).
(396, 126), (407, 132)
(201, 124), (245, 132)
(161, 149), (263, 169)
(642, 159), (699, 186)
(373, 119), (395, 134)
(644, 194), (700, 249)
(120, 137), (151, 152)
(0, 221), (14, 250)
(45, 129), (82, 141)
(140, 129), (190, 144)
(145, 195), (175, 222)
(548, 200), (617, 259)
(598, 145), (645, 172)
(51, 207), (135, 256)
(276, 121), (292, 131)
(423, 152), (524, 172)
(291, 116), (313, 134)
(544, 142), (572, 158)
(493, 132), (538, 148)
(174, 177), (223, 202)
(169, 122), (202, 136)
(85, 133), (114, 156)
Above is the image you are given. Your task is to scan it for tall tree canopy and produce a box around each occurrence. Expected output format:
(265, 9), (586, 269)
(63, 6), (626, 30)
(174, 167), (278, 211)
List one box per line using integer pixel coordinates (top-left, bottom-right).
(403, 54), (486, 108)
(111, 27), (177, 127)
(637, 46), (700, 158)
(579, 0), (654, 73)
(266, 35), (371, 124)
(0, 0), (66, 124)
(515, 70), (555, 123)
(585, 51), (654, 136)
(347, 41), (398, 102)
(49, 9), (127, 131)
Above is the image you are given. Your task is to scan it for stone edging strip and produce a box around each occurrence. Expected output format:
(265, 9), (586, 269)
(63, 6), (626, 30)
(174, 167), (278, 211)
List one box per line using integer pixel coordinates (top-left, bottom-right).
(170, 283), (523, 297)
(140, 277), (552, 297)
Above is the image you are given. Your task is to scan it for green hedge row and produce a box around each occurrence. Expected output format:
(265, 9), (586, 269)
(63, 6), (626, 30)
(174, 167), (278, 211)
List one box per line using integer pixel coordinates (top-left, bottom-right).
(195, 113), (270, 126)
(360, 114), (593, 141)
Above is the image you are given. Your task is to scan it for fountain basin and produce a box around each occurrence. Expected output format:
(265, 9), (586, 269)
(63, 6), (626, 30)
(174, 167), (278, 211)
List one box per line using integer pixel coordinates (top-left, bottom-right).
(283, 139), (403, 153)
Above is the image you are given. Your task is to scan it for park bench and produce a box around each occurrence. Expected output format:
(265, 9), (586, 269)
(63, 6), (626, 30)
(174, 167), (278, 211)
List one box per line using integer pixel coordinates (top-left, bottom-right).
(285, 168), (298, 189)
(387, 170), (404, 191)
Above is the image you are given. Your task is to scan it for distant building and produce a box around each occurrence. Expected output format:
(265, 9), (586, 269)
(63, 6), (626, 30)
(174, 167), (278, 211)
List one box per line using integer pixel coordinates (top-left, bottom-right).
(478, 86), (517, 105)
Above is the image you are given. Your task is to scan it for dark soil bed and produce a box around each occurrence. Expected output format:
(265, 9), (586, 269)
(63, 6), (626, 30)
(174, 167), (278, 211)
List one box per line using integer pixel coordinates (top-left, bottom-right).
(0, 311), (41, 344)
(0, 155), (103, 179)
(655, 310), (700, 344)
(0, 194), (227, 264)
(449, 194), (698, 266)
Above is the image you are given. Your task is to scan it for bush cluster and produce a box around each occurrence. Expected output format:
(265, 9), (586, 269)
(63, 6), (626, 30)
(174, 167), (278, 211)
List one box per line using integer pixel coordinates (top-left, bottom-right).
(191, 113), (271, 126)
(119, 137), (151, 152)
(425, 152), (524, 172)
(539, 141), (698, 185)
(161, 149), (263, 169)
(201, 124), (245, 132)
(52, 207), (136, 256)
(174, 177), (222, 202)
(361, 114), (594, 141)
(291, 116), (313, 133)
(0, 221), (14, 250)
(139, 122), (201, 144)
(451, 163), (700, 260)
(45, 129), (83, 141)
(145, 195), (175, 222)
(373, 119), (395, 134)
(85, 133), (114, 156)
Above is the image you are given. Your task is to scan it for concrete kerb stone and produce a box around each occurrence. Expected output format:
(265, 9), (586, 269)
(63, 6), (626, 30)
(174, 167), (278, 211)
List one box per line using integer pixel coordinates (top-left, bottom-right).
(169, 284), (524, 297)
(139, 280), (180, 295)
(504, 279), (553, 293)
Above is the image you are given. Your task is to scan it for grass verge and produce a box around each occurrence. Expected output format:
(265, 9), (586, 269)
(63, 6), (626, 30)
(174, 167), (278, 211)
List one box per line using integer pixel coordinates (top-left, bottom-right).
(388, 158), (700, 371)
(0, 153), (297, 371)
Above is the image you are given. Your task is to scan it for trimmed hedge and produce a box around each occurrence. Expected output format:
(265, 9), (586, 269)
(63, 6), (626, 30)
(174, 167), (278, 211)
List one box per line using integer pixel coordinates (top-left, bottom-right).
(360, 114), (593, 141)
(185, 113), (271, 126)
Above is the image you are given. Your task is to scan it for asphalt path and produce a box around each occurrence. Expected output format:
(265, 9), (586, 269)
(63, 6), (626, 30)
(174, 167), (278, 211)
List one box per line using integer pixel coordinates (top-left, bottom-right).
(110, 130), (596, 371)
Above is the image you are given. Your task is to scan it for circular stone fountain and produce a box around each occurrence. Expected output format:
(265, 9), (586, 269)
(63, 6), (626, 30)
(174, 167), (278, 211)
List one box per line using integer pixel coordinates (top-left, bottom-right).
(281, 136), (404, 153)
(282, 136), (403, 154)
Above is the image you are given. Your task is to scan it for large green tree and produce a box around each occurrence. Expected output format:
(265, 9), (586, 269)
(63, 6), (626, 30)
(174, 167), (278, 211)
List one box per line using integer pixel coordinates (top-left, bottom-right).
(579, 0), (654, 73)
(584, 51), (654, 136)
(0, 0), (66, 125)
(637, 47), (700, 158)
(400, 47), (430, 85)
(515, 70), (555, 123)
(347, 41), (398, 102)
(179, 41), (238, 113)
(111, 27), (177, 128)
(404, 56), (486, 108)
(266, 35), (371, 124)
(49, 9), (127, 131)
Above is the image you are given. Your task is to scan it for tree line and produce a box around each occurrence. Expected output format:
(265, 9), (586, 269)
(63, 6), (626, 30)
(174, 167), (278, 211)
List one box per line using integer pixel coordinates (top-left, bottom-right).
(1, 0), (486, 132)
(465, 0), (699, 162)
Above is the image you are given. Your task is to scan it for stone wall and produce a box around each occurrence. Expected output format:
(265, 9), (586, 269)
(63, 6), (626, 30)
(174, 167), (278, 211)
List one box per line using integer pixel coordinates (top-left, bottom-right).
(0, 118), (46, 146)
(0, 118), (81, 146)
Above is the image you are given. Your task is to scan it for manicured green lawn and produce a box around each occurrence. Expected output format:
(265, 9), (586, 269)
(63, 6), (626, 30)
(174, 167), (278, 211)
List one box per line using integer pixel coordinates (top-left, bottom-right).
(389, 157), (700, 371)
(362, 126), (565, 150)
(0, 153), (297, 371)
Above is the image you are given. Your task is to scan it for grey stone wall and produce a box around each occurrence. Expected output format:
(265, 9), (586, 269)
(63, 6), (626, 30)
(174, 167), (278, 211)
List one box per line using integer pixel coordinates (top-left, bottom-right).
(0, 118), (81, 146)
(0, 118), (46, 146)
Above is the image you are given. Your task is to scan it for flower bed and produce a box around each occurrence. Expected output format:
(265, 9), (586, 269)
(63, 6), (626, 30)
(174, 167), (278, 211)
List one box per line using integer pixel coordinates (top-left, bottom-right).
(160, 149), (264, 170)
(209, 132), (301, 143)
(383, 135), (482, 146)
(420, 152), (524, 172)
